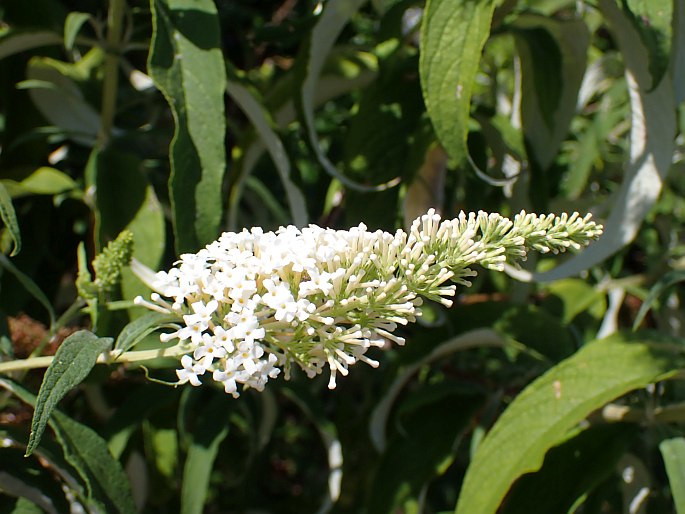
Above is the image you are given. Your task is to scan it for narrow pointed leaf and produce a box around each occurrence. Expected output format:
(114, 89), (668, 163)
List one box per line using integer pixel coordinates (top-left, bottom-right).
(454, 333), (684, 514)
(0, 379), (137, 514)
(0, 183), (21, 256)
(26, 331), (112, 456)
(148, 0), (226, 253)
(115, 311), (180, 353)
(419, 0), (496, 166)
(660, 438), (685, 514)
(226, 76), (308, 226)
(297, 0), (383, 192)
(180, 394), (232, 514)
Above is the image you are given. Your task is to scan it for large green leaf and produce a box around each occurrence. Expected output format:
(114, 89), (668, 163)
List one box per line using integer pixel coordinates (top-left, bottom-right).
(148, 0), (226, 253)
(26, 331), (112, 456)
(500, 423), (639, 514)
(419, 0), (497, 166)
(0, 379), (137, 514)
(454, 333), (684, 514)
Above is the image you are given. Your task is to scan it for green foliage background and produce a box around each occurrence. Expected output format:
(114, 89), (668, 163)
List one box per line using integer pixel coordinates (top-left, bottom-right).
(1, 0), (685, 513)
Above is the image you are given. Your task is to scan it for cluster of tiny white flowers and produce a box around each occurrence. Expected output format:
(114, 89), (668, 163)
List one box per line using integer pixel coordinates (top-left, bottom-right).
(135, 209), (602, 397)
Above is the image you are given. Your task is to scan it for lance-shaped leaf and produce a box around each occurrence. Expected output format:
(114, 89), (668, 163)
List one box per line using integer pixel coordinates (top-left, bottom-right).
(0, 379), (137, 514)
(419, 0), (496, 166)
(148, 0), (226, 253)
(661, 438), (685, 514)
(115, 311), (180, 354)
(454, 333), (684, 514)
(297, 0), (390, 193)
(226, 73), (308, 227)
(180, 393), (232, 514)
(26, 330), (112, 456)
(0, 182), (21, 256)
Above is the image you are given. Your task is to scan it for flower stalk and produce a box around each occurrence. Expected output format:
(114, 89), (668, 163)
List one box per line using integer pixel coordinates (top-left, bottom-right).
(0, 209), (602, 395)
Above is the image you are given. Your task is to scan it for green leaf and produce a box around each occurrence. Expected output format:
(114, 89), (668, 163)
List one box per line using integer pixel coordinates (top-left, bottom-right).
(119, 183), (166, 316)
(500, 423), (640, 514)
(63, 12), (90, 51)
(148, 0), (226, 253)
(517, 0), (677, 283)
(226, 74), (308, 226)
(623, 0), (673, 90)
(454, 333), (683, 514)
(51, 412), (137, 514)
(26, 331), (113, 456)
(115, 311), (180, 353)
(660, 437), (685, 514)
(180, 393), (232, 514)
(0, 379), (137, 514)
(1, 167), (78, 198)
(368, 383), (484, 514)
(0, 183), (21, 256)
(1, 497), (45, 514)
(419, 0), (496, 166)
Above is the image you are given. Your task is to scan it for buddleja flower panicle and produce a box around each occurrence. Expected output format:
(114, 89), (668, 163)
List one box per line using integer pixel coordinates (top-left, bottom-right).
(135, 209), (602, 397)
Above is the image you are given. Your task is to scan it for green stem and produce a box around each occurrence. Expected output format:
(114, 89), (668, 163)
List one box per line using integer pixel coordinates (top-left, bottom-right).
(97, 0), (126, 147)
(0, 344), (188, 374)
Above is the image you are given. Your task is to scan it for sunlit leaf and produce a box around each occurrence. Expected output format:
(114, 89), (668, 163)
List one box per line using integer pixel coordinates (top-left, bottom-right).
(148, 0), (226, 253)
(454, 333), (684, 514)
(623, 0), (673, 89)
(419, 0), (496, 166)
(1, 167), (78, 198)
(26, 331), (112, 456)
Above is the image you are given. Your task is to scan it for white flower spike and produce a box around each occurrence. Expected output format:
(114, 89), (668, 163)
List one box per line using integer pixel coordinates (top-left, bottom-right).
(136, 209), (602, 397)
